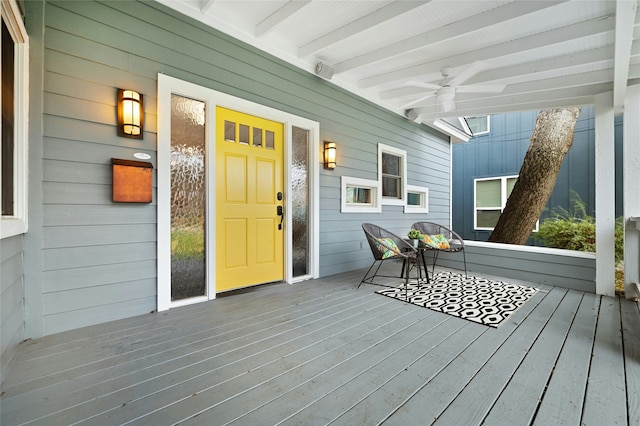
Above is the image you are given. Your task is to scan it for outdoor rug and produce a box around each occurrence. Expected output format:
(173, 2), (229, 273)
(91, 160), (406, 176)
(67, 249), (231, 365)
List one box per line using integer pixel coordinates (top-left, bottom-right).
(375, 271), (539, 327)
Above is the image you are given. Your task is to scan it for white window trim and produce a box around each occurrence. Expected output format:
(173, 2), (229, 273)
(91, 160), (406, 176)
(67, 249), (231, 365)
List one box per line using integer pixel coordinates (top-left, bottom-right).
(474, 175), (517, 230)
(474, 175), (538, 231)
(341, 176), (381, 213)
(378, 143), (406, 206)
(404, 184), (429, 213)
(465, 115), (490, 136)
(1, 0), (29, 239)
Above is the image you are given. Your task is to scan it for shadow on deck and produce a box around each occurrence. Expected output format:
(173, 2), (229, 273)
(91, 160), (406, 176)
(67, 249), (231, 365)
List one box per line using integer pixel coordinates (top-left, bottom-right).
(1, 265), (639, 425)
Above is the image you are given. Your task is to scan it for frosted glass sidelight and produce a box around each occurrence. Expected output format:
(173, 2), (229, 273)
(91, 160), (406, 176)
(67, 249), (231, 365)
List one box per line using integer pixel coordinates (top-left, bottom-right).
(292, 127), (309, 277)
(170, 94), (207, 300)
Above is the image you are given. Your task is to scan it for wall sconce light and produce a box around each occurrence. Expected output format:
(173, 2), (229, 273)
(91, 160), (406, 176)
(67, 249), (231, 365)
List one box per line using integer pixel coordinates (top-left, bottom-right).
(324, 141), (337, 169)
(117, 89), (143, 139)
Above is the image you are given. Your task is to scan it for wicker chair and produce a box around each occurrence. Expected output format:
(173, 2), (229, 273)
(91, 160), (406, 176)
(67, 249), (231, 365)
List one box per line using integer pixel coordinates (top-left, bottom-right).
(359, 223), (424, 293)
(412, 221), (467, 277)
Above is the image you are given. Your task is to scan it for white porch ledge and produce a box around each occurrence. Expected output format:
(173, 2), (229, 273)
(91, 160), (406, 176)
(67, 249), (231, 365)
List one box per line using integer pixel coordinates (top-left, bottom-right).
(433, 240), (596, 293)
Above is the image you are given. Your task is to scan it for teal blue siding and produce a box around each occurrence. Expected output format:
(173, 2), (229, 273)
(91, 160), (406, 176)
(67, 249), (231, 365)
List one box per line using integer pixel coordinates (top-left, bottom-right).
(452, 107), (623, 242)
(1, 235), (24, 382)
(23, 0), (450, 335)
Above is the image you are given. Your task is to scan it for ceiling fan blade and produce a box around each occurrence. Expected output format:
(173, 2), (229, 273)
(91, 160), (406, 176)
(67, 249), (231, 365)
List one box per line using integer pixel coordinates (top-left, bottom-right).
(447, 61), (487, 87)
(401, 92), (437, 109)
(405, 80), (443, 91)
(456, 83), (506, 93)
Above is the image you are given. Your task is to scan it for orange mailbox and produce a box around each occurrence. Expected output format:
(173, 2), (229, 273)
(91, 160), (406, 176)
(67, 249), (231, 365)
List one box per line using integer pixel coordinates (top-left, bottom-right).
(112, 158), (153, 203)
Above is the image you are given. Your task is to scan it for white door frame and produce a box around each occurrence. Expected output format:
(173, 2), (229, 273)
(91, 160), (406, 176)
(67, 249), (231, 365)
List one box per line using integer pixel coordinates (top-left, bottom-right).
(157, 74), (320, 311)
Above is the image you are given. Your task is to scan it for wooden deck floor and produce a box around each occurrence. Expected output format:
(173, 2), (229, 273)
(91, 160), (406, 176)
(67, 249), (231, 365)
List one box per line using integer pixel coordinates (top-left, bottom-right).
(2, 266), (639, 425)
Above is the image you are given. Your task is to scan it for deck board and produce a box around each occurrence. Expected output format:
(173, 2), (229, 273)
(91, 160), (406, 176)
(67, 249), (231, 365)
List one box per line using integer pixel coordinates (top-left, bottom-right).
(582, 297), (627, 426)
(481, 289), (584, 425)
(532, 292), (600, 425)
(386, 287), (566, 425)
(1, 268), (638, 426)
(621, 298), (640, 425)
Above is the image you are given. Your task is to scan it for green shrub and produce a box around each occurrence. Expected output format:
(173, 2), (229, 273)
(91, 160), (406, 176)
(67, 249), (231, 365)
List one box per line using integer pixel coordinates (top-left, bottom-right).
(533, 192), (623, 264)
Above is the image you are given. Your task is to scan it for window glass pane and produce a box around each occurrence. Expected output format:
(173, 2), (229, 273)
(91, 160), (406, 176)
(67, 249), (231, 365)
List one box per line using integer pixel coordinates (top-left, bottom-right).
(265, 130), (275, 149)
(291, 127), (309, 277)
(2, 21), (15, 217)
(477, 209), (502, 228)
(346, 186), (372, 204)
(239, 124), (249, 144)
(476, 180), (501, 207)
(253, 127), (262, 147)
(170, 95), (206, 301)
(382, 152), (400, 176)
(382, 176), (400, 198)
(407, 192), (422, 206)
(507, 177), (517, 197)
(466, 116), (489, 134)
(224, 120), (235, 142)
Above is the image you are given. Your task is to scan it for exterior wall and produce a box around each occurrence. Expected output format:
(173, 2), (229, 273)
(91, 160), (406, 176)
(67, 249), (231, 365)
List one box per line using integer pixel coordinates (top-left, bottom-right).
(435, 241), (596, 293)
(24, 0), (450, 336)
(1, 235), (24, 382)
(452, 107), (624, 242)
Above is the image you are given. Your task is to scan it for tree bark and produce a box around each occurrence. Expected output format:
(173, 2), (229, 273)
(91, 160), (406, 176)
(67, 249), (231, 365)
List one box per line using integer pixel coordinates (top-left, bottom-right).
(488, 107), (581, 245)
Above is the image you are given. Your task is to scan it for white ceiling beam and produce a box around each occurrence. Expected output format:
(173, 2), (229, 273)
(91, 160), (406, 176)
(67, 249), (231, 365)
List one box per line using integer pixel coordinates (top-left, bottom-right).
(417, 86), (609, 121)
(453, 83), (614, 110)
(405, 68), (619, 110)
(255, 1), (312, 38)
(334, 0), (568, 74)
(415, 64), (640, 119)
(466, 46), (615, 85)
(421, 96), (599, 122)
(298, 1), (429, 58)
(380, 45), (622, 101)
(359, 14), (615, 89)
(613, 0), (637, 111)
(200, 0), (216, 14)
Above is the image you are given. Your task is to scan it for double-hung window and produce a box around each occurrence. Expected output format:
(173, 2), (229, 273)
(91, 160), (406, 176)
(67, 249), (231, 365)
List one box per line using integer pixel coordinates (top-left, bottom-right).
(378, 143), (406, 205)
(474, 175), (517, 230)
(1, 0), (28, 239)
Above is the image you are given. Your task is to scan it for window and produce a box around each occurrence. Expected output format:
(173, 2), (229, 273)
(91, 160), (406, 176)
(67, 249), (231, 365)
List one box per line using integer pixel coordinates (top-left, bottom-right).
(465, 116), (490, 135)
(378, 143), (406, 205)
(1, 0), (28, 239)
(341, 176), (381, 213)
(474, 175), (518, 230)
(405, 185), (429, 213)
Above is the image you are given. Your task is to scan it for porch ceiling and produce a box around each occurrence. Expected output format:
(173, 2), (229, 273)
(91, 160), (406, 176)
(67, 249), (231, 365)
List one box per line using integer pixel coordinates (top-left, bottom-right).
(159, 0), (640, 127)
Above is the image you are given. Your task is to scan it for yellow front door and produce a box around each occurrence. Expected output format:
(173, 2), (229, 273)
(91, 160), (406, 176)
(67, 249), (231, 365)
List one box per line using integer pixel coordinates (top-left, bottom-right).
(216, 107), (284, 292)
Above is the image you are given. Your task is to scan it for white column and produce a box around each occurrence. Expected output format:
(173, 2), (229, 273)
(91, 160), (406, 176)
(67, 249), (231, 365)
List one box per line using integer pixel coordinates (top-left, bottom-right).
(595, 92), (616, 296)
(624, 84), (640, 299)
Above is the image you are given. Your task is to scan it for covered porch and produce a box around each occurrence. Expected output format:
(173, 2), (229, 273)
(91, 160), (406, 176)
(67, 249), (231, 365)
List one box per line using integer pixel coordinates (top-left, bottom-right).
(2, 266), (639, 425)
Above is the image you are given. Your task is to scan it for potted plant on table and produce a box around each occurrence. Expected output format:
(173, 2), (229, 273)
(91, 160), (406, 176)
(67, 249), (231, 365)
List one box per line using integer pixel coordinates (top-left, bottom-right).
(407, 228), (423, 248)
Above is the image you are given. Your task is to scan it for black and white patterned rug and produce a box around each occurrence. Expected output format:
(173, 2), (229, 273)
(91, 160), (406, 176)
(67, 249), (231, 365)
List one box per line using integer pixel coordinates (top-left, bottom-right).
(375, 271), (539, 327)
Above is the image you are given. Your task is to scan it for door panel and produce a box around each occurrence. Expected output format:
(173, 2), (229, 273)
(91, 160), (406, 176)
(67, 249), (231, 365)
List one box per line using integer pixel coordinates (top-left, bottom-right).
(216, 107), (284, 292)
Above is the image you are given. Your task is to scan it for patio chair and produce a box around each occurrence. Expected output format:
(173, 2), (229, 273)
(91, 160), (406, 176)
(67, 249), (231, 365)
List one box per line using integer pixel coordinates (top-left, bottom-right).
(412, 221), (467, 278)
(359, 223), (423, 293)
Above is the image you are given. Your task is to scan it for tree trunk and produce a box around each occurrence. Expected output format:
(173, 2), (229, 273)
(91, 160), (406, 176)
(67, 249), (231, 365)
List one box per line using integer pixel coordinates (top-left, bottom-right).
(488, 107), (581, 245)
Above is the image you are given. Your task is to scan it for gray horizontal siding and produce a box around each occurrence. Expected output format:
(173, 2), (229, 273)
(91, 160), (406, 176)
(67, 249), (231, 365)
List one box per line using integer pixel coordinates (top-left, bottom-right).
(26, 0), (450, 335)
(434, 242), (596, 293)
(1, 235), (24, 383)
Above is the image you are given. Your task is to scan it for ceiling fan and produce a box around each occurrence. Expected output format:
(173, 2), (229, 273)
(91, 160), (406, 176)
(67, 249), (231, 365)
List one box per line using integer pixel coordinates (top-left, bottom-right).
(403, 62), (506, 113)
